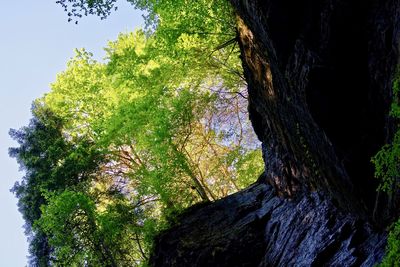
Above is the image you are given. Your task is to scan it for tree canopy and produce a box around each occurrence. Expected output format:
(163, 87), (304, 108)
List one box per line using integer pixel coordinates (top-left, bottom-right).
(10, 1), (263, 265)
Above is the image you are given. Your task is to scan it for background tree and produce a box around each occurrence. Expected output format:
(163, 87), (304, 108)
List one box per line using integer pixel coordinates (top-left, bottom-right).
(9, 103), (103, 266)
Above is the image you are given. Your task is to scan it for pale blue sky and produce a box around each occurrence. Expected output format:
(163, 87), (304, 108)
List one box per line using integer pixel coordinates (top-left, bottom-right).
(0, 1), (143, 265)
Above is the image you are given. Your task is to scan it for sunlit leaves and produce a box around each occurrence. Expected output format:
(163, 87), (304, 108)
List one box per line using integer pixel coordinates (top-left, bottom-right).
(45, 49), (113, 140)
(37, 189), (148, 266)
(30, 27), (261, 264)
(38, 190), (97, 264)
(16, 1), (264, 265)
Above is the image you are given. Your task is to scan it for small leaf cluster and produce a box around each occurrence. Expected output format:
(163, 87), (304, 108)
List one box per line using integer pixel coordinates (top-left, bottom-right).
(56, 0), (118, 22)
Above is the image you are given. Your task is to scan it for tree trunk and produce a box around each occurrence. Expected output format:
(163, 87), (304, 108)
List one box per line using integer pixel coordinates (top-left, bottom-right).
(149, 0), (400, 265)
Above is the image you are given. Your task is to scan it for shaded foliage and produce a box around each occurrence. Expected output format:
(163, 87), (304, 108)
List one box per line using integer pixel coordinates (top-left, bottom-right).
(373, 71), (400, 266)
(372, 72), (400, 192)
(379, 219), (400, 266)
(9, 103), (103, 266)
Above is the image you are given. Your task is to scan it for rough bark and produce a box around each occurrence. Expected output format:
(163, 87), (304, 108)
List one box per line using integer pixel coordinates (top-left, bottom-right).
(150, 0), (400, 266)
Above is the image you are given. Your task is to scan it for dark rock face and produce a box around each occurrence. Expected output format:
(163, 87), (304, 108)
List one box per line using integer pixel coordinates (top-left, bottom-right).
(231, 0), (400, 219)
(150, 183), (386, 266)
(150, 1), (400, 266)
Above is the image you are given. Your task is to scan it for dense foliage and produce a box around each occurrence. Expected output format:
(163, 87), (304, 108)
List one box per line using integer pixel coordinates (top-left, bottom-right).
(372, 71), (400, 266)
(10, 104), (104, 265)
(379, 219), (400, 267)
(372, 73), (400, 193)
(10, 1), (263, 265)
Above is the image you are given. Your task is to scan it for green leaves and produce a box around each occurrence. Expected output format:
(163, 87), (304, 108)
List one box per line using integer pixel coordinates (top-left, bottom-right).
(372, 132), (400, 192)
(45, 49), (111, 139)
(37, 190), (144, 266)
(31, 26), (260, 263)
(9, 105), (103, 266)
(57, 0), (118, 21)
(372, 73), (400, 192)
(373, 68), (400, 267)
(379, 219), (400, 266)
(13, 1), (264, 265)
